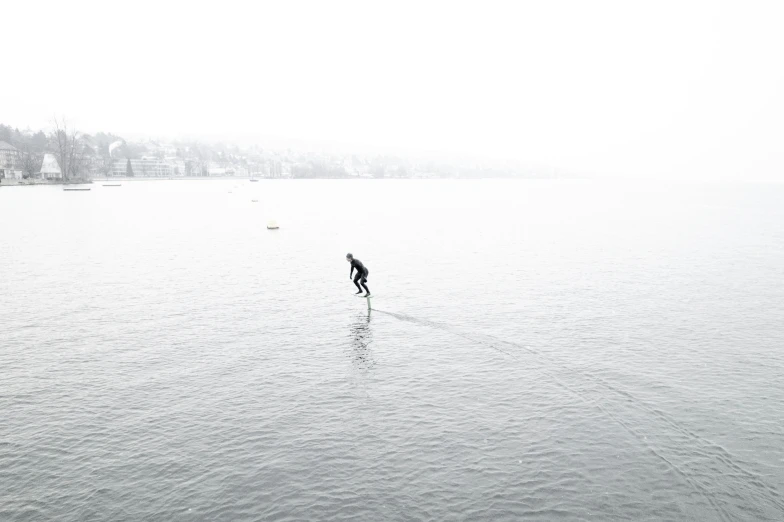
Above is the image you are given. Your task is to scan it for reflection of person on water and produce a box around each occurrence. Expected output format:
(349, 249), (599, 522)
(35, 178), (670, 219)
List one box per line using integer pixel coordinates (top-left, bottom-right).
(346, 253), (370, 297)
(349, 312), (375, 371)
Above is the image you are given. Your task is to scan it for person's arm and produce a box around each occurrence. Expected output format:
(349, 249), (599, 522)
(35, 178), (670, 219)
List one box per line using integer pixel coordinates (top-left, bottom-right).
(350, 263), (354, 279)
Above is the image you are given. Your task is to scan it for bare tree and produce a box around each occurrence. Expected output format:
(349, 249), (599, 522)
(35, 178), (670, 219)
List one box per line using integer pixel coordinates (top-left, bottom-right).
(96, 142), (115, 178)
(103, 157), (115, 178)
(18, 144), (43, 179)
(51, 116), (87, 181)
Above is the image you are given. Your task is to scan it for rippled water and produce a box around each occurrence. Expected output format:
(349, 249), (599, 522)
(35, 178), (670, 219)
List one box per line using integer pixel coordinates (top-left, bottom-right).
(2, 179), (783, 521)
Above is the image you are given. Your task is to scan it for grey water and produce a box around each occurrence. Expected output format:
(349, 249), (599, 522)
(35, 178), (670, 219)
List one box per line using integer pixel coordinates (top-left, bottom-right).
(1, 179), (783, 521)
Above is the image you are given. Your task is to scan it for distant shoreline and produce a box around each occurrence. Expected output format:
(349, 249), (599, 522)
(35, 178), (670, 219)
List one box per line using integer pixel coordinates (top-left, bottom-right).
(90, 176), (568, 181)
(0, 179), (93, 186)
(2, 175), (577, 187)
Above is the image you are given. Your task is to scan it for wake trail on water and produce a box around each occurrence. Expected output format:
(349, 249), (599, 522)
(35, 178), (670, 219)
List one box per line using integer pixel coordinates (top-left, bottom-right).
(373, 309), (519, 359)
(373, 307), (784, 520)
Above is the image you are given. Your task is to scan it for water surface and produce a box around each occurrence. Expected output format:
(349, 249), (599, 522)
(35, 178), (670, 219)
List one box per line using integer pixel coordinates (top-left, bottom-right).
(2, 179), (783, 521)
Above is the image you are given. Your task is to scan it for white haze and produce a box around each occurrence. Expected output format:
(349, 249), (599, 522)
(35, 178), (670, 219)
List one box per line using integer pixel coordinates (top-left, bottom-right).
(4, 0), (784, 181)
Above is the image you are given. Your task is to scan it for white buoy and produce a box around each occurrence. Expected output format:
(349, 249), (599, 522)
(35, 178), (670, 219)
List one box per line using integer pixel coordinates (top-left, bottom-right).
(266, 220), (279, 230)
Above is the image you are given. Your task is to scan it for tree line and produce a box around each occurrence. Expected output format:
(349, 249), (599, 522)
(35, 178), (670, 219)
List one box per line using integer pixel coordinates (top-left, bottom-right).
(0, 119), (124, 180)
(0, 120), (252, 180)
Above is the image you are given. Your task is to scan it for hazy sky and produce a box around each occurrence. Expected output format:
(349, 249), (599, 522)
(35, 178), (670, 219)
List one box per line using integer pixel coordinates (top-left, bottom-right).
(4, 1), (784, 180)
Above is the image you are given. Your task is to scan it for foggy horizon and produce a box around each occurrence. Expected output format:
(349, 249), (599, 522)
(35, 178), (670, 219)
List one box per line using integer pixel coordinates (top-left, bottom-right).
(5, 1), (784, 181)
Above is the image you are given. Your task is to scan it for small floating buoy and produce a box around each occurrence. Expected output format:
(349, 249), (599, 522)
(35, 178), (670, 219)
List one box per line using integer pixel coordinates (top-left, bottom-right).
(266, 220), (279, 230)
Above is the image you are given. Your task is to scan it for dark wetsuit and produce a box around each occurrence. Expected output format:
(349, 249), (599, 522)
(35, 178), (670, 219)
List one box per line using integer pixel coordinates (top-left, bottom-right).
(350, 258), (370, 294)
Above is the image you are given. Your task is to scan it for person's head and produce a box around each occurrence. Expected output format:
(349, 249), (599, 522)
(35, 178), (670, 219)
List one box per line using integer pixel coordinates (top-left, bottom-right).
(346, 253), (353, 262)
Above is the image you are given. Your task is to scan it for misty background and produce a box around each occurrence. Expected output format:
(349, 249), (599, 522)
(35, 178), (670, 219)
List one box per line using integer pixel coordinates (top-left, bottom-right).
(4, 0), (784, 181)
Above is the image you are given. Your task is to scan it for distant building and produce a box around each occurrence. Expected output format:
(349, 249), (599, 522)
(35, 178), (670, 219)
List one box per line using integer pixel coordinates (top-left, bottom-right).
(208, 163), (227, 176)
(110, 158), (175, 177)
(39, 153), (63, 179)
(171, 159), (186, 177)
(0, 140), (22, 180)
(269, 160), (283, 178)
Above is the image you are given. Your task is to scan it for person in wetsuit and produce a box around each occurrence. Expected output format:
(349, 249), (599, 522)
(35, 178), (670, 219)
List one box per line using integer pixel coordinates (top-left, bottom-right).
(346, 253), (370, 296)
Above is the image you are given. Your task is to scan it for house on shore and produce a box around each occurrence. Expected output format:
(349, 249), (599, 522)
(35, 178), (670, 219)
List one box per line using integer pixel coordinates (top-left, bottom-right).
(0, 140), (22, 180)
(39, 153), (63, 179)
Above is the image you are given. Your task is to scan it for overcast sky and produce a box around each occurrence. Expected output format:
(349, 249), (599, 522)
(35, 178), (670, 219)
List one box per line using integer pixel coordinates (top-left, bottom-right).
(4, 1), (784, 180)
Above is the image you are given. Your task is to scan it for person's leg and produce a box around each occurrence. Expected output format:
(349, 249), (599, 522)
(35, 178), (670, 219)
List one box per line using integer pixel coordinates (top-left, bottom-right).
(353, 272), (363, 293)
(360, 272), (370, 296)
